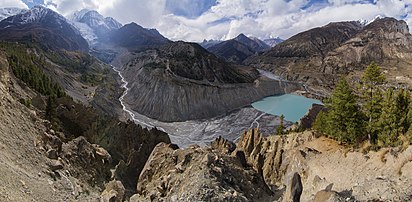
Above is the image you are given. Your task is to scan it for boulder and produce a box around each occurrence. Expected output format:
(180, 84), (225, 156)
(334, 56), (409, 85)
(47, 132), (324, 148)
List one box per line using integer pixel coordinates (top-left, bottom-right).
(100, 180), (125, 202)
(48, 159), (63, 171)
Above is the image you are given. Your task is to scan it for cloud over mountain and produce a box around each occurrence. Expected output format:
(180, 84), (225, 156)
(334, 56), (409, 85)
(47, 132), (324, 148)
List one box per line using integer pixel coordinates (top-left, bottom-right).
(6, 0), (412, 42)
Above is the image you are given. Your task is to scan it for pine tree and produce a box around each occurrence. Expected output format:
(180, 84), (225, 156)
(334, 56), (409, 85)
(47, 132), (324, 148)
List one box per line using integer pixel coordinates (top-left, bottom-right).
(45, 95), (57, 122)
(276, 114), (285, 135)
(361, 62), (385, 143)
(321, 77), (365, 144)
(378, 88), (398, 146)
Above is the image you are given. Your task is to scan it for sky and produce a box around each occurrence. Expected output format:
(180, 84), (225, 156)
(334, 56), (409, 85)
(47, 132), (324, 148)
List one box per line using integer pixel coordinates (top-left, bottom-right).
(2, 0), (412, 42)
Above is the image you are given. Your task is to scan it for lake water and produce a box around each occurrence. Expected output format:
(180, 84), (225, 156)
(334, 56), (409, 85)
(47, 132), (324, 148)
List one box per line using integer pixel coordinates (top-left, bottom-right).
(252, 94), (323, 123)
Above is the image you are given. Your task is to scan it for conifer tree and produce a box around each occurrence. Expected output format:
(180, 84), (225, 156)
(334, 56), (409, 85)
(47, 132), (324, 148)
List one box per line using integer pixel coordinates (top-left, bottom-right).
(361, 62), (385, 143)
(378, 88), (398, 146)
(276, 114), (285, 135)
(316, 77), (365, 144)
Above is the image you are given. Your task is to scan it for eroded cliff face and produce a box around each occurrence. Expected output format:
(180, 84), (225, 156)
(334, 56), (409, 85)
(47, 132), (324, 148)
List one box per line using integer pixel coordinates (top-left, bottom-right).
(246, 17), (412, 93)
(234, 129), (412, 201)
(121, 41), (303, 122)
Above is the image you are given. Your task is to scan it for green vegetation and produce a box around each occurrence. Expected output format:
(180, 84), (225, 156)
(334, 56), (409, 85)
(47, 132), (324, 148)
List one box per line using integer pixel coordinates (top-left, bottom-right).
(314, 78), (365, 144)
(0, 42), (65, 98)
(361, 62), (385, 143)
(314, 62), (412, 148)
(276, 114), (285, 135)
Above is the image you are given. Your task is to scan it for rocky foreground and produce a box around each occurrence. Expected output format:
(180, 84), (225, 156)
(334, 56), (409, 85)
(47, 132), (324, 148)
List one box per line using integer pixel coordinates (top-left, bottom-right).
(130, 129), (412, 202)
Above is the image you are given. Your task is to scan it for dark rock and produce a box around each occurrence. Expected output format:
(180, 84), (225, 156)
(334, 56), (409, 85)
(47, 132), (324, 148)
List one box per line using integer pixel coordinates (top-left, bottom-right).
(48, 159), (63, 171)
(235, 150), (248, 168)
(300, 104), (326, 129)
(46, 148), (58, 160)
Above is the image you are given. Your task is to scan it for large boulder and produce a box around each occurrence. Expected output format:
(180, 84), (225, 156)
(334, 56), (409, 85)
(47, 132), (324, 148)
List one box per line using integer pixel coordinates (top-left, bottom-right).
(133, 143), (274, 201)
(100, 180), (125, 202)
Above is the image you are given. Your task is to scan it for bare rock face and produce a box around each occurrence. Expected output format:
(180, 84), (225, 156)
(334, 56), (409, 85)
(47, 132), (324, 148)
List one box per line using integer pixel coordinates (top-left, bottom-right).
(121, 41), (303, 122)
(133, 143), (274, 201)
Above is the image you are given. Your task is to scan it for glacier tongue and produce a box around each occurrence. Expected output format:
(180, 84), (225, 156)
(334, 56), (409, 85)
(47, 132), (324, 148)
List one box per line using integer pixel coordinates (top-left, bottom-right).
(69, 9), (122, 44)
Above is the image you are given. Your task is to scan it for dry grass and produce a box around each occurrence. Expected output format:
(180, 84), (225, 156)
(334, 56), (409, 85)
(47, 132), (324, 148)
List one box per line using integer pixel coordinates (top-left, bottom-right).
(379, 149), (390, 163)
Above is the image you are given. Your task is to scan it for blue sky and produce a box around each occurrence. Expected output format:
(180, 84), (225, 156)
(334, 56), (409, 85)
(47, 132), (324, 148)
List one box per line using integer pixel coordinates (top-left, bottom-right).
(2, 0), (412, 42)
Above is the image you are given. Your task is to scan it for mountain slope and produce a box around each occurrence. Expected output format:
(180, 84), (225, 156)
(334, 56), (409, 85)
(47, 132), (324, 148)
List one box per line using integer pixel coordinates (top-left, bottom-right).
(207, 34), (270, 64)
(244, 21), (366, 91)
(0, 6), (88, 51)
(246, 18), (412, 92)
(120, 41), (302, 122)
(106, 22), (170, 50)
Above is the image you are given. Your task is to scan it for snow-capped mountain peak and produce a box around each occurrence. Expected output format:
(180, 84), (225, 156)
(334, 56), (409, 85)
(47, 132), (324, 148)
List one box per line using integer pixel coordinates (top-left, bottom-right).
(69, 9), (122, 44)
(0, 7), (27, 21)
(2, 6), (68, 27)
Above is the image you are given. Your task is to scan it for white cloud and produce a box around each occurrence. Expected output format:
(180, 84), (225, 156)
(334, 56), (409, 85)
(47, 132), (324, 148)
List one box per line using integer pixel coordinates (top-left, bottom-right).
(0, 0), (29, 8)
(27, 0), (412, 42)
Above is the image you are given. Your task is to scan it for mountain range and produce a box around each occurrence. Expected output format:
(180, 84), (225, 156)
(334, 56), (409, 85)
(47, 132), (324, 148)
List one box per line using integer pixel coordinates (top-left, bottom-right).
(206, 33), (272, 64)
(1, 4), (412, 202)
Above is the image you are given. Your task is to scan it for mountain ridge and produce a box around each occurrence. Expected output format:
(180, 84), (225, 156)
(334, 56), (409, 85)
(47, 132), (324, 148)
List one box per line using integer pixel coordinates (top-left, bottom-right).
(207, 33), (271, 64)
(0, 6), (88, 51)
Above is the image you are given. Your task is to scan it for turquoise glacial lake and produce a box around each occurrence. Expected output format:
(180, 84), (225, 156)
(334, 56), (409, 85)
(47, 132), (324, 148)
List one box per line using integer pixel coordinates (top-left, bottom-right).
(252, 94), (323, 123)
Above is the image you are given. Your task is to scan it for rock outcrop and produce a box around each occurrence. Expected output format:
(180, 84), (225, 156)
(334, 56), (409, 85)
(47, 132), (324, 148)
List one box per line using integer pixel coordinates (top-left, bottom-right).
(122, 41), (302, 122)
(132, 143), (275, 201)
(233, 129), (412, 201)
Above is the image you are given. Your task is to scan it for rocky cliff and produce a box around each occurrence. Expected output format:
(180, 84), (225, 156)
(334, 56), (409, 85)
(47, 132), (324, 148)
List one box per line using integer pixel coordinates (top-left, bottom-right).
(121, 41), (303, 122)
(246, 18), (412, 92)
